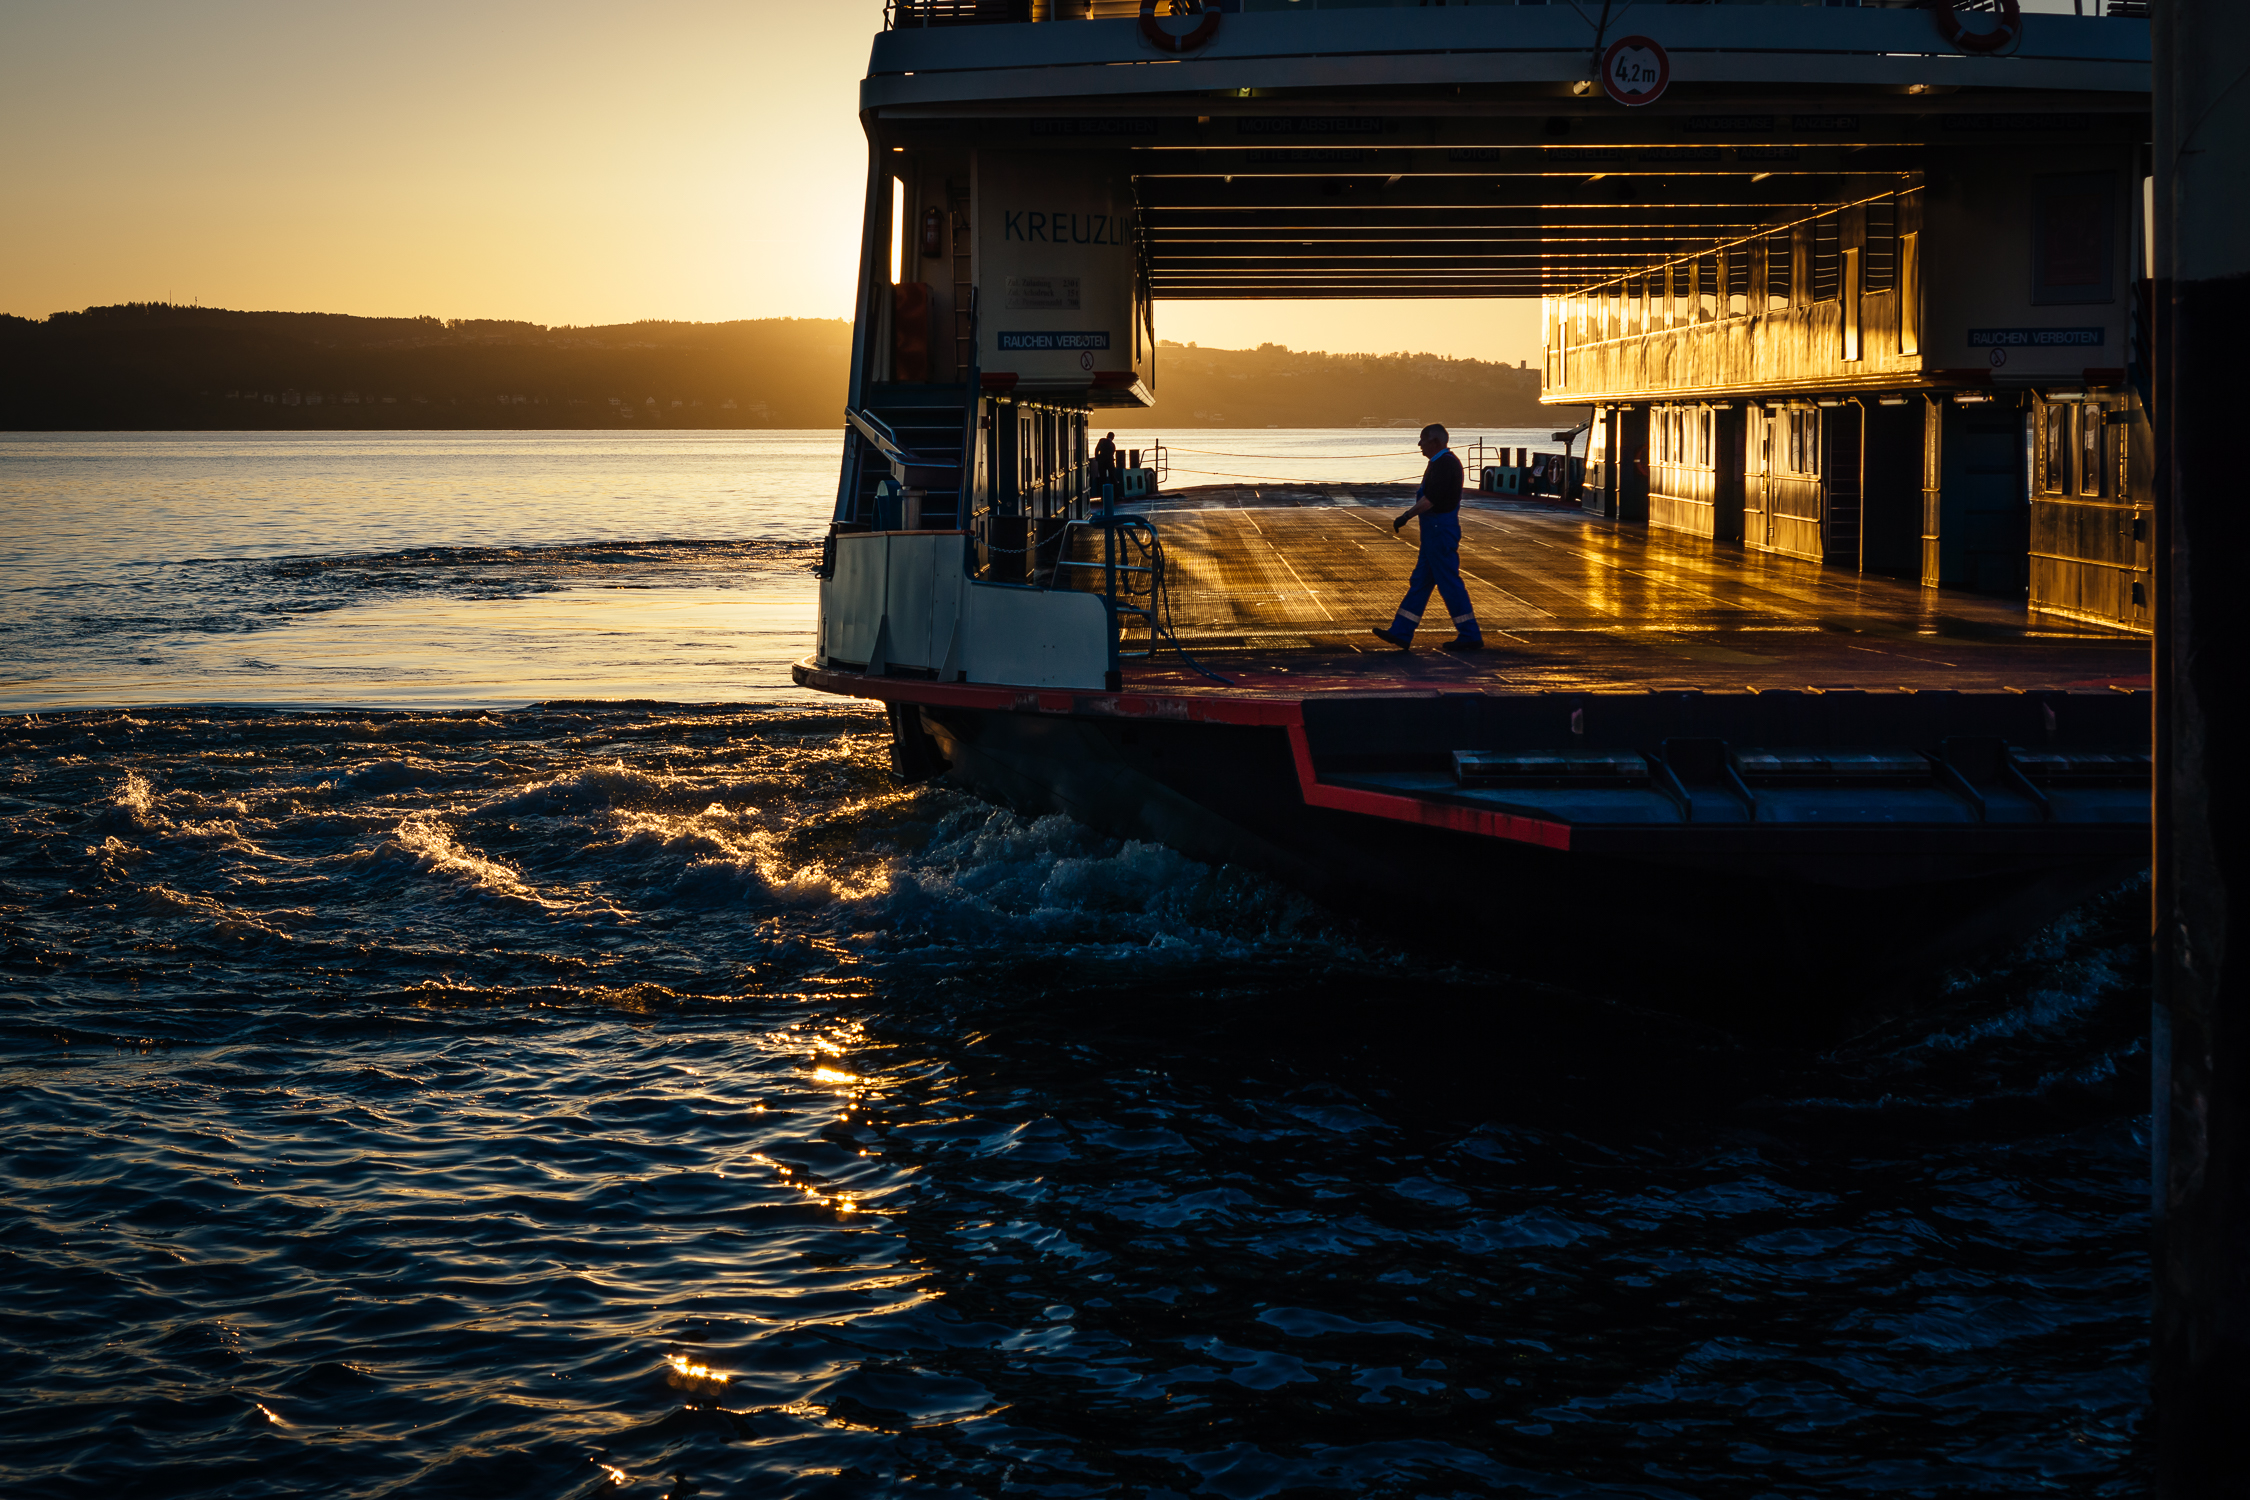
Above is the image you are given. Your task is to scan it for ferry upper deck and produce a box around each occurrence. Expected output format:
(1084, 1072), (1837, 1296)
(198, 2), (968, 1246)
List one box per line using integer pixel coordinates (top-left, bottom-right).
(818, 0), (2154, 700)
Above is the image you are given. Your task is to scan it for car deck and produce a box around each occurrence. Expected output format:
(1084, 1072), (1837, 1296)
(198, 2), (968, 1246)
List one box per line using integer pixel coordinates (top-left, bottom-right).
(1086, 486), (2150, 698)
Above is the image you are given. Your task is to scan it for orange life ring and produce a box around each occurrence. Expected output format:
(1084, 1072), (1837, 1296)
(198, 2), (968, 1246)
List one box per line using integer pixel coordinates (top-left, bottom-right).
(1140, 0), (1220, 55)
(1928, 0), (2021, 55)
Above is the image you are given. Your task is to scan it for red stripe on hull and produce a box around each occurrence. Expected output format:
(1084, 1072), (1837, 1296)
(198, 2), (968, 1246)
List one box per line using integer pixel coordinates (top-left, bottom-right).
(792, 657), (1574, 851)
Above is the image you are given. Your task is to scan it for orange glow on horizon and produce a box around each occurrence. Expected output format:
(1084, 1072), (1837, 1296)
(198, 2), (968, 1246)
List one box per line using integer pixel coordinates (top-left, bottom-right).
(0, 2), (1544, 362)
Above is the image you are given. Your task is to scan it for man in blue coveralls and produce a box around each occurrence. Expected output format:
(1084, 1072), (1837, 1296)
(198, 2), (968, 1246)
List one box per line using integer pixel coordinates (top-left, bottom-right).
(1372, 423), (1483, 653)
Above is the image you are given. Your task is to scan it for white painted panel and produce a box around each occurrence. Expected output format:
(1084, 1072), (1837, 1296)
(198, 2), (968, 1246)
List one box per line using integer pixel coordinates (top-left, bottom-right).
(884, 533), (967, 670)
(824, 535), (887, 666)
(961, 584), (1110, 690)
(922, 539), (965, 676)
(884, 537), (933, 668)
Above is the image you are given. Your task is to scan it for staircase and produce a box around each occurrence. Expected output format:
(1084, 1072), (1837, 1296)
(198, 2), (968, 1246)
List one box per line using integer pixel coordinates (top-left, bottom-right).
(844, 383), (976, 530)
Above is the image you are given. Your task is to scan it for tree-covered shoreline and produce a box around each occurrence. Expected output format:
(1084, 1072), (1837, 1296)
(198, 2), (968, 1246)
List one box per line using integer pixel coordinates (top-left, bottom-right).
(3, 304), (1568, 432)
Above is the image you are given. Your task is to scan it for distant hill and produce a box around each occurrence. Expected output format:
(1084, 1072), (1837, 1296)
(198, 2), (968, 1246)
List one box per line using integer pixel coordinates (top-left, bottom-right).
(1143, 341), (1577, 431)
(0, 304), (1575, 433)
(0, 305), (854, 430)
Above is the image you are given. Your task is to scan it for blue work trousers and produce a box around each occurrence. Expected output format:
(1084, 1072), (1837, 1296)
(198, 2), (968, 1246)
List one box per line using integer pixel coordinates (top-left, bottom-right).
(1387, 511), (1481, 644)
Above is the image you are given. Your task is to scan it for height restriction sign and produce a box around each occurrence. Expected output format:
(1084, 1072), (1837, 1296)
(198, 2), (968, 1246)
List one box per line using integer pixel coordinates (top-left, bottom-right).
(1600, 35), (1670, 107)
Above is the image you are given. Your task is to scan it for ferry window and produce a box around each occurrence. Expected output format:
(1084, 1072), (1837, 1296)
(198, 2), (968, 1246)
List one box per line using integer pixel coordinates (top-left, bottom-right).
(1865, 195), (1897, 293)
(1766, 230), (1793, 310)
(2041, 405), (2069, 494)
(1660, 265), (1677, 330)
(1697, 257), (1718, 322)
(890, 176), (906, 285)
(1726, 248), (1749, 317)
(1811, 213), (1841, 302)
(1700, 409), (1714, 467)
(1784, 409), (1820, 476)
(2080, 408), (2105, 496)
(1842, 246), (1863, 362)
(1625, 278), (1642, 337)
(2034, 173), (2115, 305)
(1899, 231), (1921, 356)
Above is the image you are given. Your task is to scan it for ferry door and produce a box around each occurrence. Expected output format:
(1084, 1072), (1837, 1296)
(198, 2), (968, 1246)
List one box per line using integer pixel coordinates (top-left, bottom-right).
(1745, 408), (1772, 549)
(1712, 406), (1744, 544)
(1821, 403), (1864, 569)
(1859, 400), (1923, 578)
(1617, 407), (1649, 524)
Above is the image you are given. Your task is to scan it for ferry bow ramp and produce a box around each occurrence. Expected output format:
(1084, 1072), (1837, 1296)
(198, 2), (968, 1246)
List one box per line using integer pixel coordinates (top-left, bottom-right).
(803, 2), (2154, 1013)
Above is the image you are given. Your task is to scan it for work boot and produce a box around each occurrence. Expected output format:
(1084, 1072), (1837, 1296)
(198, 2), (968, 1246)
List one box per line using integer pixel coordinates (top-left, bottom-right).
(1370, 627), (1411, 650)
(1437, 637), (1484, 654)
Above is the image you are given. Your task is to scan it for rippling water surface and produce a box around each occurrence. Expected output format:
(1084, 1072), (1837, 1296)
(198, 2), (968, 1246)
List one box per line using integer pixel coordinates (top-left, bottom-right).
(0, 433), (2149, 1495)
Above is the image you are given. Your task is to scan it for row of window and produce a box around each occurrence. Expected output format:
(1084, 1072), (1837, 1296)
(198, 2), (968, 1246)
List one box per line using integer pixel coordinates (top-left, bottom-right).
(1639, 405), (1824, 478)
(2038, 401), (2121, 499)
(1654, 406), (1712, 469)
(1550, 200), (1912, 347)
(1630, 400), (2128, 498)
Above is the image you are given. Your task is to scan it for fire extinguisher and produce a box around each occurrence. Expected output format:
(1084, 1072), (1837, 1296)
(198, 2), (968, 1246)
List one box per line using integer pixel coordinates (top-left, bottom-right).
(921, 206), (945, 258)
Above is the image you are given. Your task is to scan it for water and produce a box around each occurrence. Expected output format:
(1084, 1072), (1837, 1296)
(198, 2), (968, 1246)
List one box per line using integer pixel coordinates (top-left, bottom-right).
(0, 433), (2150, 1495)
(0, 432), (846, 711)
(0, 428), (1560, 712)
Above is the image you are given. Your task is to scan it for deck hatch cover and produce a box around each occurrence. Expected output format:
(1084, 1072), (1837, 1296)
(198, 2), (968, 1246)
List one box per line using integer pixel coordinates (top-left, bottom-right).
(1454, 750), (1649, 787)
(1731, 749), (1932, 782)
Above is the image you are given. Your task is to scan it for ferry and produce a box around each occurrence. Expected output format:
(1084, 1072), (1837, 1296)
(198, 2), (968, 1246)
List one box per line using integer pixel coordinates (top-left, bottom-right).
(795, 1), (2154, 1007)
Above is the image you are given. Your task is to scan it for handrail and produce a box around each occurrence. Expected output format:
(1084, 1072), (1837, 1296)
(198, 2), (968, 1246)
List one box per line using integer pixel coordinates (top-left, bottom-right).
(845, 407), (905, 463)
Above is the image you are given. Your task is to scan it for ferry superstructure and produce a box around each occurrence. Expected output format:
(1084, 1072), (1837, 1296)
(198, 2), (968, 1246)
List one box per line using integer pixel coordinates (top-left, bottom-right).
(796, 2), (2154, 1007)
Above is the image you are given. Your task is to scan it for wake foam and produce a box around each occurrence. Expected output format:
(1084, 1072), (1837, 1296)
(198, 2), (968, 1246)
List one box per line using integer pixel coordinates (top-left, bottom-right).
(868, 800), (1329, 957)
(357, 816), (577, 909)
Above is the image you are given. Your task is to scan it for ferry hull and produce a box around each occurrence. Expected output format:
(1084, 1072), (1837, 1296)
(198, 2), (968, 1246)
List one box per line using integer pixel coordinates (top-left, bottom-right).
(797, 661), (2147, 1020)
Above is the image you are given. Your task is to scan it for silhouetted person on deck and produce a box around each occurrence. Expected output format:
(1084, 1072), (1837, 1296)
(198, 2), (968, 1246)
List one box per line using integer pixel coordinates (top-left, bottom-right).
(1372, 424), (1483, 654)
(1092, 431), (1118, 496)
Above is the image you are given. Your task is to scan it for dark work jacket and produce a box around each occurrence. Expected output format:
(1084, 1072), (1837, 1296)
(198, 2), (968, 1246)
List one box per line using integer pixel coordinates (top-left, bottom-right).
(1420, 450), (1464, 514)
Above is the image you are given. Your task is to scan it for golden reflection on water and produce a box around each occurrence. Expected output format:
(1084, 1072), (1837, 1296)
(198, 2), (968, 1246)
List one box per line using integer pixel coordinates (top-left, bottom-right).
(665, 1353), (731, 1386)
(7, 584), (823, 713)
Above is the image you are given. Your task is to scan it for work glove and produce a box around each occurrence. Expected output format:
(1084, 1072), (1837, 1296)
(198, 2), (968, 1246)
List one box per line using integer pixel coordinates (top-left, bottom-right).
(1393, 510), (1414, 533)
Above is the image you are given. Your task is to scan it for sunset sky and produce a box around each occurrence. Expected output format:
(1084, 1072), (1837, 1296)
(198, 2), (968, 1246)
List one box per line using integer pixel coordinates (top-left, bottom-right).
(2, 0), (1537, 361)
